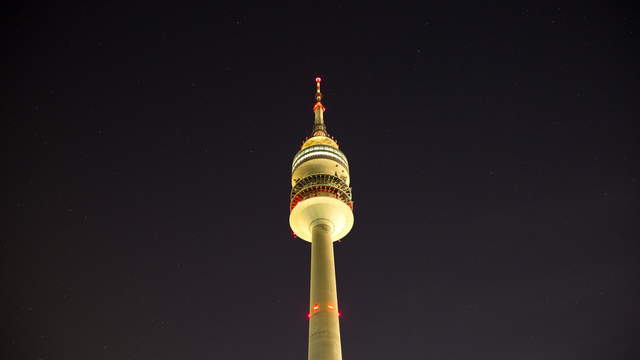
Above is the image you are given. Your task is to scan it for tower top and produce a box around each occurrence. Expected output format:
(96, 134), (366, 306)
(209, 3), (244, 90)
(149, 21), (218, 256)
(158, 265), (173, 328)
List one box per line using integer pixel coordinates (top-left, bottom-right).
(314, 77), (324, 107)
(301, 77), (338, 150)
(312, 76), (327, 137)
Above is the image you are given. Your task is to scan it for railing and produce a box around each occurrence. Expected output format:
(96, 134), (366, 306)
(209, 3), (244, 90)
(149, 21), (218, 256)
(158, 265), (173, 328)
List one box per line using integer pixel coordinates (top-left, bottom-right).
(290, 174), (352, 211)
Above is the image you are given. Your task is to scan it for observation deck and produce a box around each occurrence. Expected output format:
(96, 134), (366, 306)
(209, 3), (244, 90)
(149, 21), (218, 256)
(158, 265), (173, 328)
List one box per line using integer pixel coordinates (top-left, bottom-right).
(292, 145), (349, 174)
(290, 174), (353, 211)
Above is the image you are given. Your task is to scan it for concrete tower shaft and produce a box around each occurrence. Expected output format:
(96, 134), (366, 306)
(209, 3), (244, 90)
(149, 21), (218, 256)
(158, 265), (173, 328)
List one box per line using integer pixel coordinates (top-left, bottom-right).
(308, 223), (342, 360)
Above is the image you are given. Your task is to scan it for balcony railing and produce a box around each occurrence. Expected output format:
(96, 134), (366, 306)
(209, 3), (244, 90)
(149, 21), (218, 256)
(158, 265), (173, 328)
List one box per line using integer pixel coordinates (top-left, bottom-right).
(290, 174), (352, 211)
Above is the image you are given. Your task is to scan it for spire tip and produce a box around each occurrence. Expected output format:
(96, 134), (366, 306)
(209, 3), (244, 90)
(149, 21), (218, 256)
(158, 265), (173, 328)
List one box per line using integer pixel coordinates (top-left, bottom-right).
(313, 76), (324, 110)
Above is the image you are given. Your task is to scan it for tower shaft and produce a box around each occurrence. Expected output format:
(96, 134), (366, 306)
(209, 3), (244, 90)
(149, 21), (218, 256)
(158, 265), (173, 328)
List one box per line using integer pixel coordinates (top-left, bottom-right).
(308, 223), (342, 360)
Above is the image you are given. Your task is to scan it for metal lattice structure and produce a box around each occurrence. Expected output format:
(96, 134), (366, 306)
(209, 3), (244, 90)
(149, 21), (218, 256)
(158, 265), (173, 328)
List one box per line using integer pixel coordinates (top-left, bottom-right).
(290, 174), (352, 211)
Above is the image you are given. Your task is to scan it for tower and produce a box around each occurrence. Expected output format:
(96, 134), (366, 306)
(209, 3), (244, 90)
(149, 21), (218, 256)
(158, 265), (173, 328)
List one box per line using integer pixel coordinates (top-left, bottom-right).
(290, 78), (354, 360)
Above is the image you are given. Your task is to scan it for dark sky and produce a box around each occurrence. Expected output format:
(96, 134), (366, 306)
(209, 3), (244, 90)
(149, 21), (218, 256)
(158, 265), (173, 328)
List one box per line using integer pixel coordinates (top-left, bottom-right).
(4, 1), (639, 359)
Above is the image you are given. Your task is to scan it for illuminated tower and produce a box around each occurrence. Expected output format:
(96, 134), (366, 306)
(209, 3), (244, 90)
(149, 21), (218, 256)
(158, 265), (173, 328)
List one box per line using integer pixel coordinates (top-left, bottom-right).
(290, 78), (354, 360)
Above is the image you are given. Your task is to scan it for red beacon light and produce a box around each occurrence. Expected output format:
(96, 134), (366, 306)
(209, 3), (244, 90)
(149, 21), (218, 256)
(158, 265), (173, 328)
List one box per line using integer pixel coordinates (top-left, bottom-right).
(315, 77), (322, 83)
(313, 304), (320, 311)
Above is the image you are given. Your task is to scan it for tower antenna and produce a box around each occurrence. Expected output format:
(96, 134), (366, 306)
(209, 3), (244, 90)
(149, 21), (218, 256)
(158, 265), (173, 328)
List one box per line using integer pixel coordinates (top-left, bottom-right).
(312, 77), (328, 137)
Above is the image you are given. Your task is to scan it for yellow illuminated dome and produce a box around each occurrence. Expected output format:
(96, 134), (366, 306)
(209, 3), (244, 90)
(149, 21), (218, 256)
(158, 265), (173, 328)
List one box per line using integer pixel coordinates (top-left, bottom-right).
(301, 136), (339, 150)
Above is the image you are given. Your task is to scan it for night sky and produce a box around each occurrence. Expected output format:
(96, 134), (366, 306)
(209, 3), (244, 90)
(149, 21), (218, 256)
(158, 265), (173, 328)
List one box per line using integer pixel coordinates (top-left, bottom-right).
(4, 2), (639, 359)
